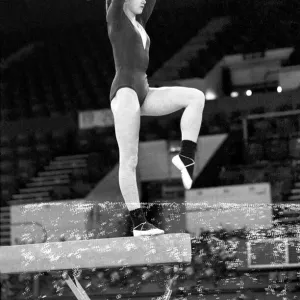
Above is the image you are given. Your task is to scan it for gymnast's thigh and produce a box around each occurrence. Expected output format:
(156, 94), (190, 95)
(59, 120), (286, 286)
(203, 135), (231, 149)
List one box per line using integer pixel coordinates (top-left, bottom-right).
(110, 87), (141, 115)
(140, 86), (205, 117)
(110, 88), (141, 166)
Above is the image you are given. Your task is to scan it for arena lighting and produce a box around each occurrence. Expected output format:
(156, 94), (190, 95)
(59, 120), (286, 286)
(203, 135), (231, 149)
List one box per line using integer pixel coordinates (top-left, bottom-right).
(230, 91), (239, 98)
(277, 86), (282, 93)
(246, 90), (252, 96)
(205, 90), (217, 100)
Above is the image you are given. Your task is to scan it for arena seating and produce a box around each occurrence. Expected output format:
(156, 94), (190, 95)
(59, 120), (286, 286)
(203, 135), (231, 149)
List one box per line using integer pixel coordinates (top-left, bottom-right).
(178, 0), (300, 79)
(0, 129), (119, 206)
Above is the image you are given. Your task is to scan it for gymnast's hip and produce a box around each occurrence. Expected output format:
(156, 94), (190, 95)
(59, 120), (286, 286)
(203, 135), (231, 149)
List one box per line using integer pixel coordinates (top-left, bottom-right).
(109, 68), (149, 106)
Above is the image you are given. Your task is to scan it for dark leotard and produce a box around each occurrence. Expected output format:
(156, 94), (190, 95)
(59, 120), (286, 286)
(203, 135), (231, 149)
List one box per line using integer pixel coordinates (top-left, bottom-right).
(106, 0), (156, 106)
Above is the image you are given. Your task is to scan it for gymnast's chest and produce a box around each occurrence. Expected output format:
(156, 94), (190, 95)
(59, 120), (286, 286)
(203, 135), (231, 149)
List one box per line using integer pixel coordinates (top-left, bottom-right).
(109, 22), (149, 52)
(122, 21), (149, 50)
(132, 22), (148, 47)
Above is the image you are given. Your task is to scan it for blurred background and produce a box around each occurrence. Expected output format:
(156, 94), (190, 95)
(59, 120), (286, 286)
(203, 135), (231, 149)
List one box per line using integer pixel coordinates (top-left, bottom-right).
(1, 0), (300, 299)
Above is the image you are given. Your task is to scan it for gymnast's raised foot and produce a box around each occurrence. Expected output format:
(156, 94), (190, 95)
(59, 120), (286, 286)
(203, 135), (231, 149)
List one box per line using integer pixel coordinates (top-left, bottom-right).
(172, 140), (197, 190)
(133, 221), (165, 237)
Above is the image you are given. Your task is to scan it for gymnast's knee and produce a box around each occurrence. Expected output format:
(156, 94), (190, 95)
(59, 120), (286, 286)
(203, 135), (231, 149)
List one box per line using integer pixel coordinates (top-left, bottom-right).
(189, 88), (205, 109)
(120, 154), (139, 171)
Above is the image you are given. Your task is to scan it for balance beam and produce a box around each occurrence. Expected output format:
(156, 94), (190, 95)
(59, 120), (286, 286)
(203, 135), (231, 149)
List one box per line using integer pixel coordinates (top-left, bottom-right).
(0, 233), (191, 274)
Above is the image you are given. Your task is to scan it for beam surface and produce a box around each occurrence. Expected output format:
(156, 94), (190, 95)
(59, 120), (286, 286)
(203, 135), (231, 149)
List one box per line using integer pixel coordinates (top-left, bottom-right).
(0, 233), (191, 274)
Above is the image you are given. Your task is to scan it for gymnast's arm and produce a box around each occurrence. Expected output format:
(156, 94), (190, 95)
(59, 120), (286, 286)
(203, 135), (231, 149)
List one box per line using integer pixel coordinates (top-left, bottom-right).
(140, 0), (156, 25)
(106, 0), (125, 23)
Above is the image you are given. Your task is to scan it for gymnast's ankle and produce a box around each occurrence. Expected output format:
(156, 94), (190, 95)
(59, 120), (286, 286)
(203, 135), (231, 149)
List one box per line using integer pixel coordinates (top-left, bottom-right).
(129, 207), (147, 228)
(179, 139), (197, 178)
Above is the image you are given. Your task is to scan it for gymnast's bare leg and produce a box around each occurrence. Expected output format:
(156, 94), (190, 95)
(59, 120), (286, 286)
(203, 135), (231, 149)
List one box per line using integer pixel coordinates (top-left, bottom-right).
(111, 87), (164, 237)
(141, 86), (205, 189)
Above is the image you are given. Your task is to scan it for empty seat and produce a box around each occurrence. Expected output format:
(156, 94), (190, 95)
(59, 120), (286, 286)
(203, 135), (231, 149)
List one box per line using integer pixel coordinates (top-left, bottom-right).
(265, 137), (289, 161)
(16, 160), (36, 181)
(17, 170), (33, 186)
(0, 161), (15, 175)
(17, 159), (34, 171)
(76, 131), (94, 153)
(0, 147), (14, 160)
(1, 188), (12, 205)
(275, 117), (296, 137)
(289, 135), (300, 158)
(35, 143), (52, 166)
(0, 174), (16, 190)
(0, 135), (12, 148)
(35, 143), (51, 156)
(31, 103), (48, 117)
(15, 133), (31, 147)
(33, 131), (49, 144)
(252, 119), (272, 140)
(15, 146), (32, 159)
(246, 141), (264, 163)
(51, 129), (69, 154)
(0, 108), (12, 121)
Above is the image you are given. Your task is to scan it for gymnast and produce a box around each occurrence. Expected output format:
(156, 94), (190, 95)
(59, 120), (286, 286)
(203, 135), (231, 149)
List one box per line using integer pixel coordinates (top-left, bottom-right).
(106, 0), (205, 237)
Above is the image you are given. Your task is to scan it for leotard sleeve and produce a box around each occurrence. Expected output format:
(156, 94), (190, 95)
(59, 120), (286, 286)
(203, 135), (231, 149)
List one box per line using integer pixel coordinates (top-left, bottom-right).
(139, 0), (156, 26)
(106, 0), (125, 23)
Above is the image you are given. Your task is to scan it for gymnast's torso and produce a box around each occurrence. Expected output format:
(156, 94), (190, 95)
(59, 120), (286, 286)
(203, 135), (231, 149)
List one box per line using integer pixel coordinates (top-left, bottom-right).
(106, 0), (156, 105)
